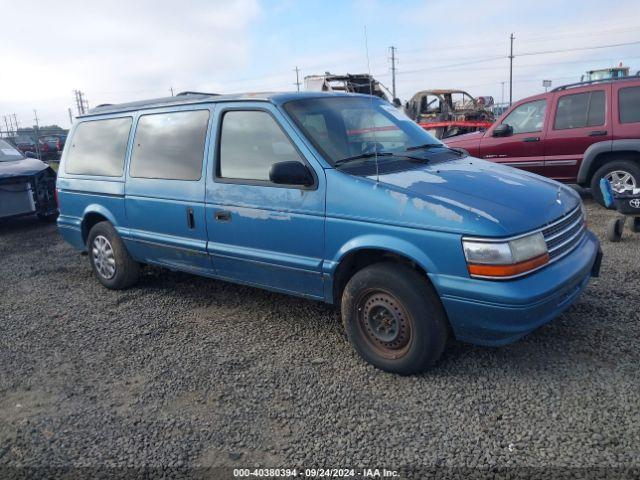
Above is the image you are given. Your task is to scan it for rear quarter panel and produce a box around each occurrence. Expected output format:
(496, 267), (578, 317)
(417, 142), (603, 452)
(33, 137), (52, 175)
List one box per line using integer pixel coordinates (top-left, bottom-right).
(56, 114), (134, 250)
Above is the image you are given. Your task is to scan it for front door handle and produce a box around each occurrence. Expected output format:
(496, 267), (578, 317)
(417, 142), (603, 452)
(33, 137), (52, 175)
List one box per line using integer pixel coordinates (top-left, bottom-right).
(523, 136), (540, 142)
(589, 130), (608, 136)
(214, 210), (231, 222)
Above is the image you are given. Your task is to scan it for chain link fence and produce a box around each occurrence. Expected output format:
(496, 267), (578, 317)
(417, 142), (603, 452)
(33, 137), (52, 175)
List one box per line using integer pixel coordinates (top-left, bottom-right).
(0, 125), (69, 168)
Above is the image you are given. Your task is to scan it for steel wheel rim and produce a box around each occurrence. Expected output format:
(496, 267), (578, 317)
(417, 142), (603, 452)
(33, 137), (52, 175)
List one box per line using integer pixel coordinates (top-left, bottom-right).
(605, 170), (637, 194)
(356, 289), (412, 360)
(92, 235), (116, 279)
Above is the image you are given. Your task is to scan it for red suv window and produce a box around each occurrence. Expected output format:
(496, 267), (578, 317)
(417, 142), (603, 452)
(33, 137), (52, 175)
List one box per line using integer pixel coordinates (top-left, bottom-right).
(501, 99), (546, 134)
(619, 86), (640, 124)
(554, 91), (605, 130)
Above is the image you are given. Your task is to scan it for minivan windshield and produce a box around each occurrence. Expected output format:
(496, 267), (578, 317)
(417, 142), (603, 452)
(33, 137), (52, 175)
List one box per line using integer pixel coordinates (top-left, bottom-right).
(284, 97), (443, 166)
(0, 140), (25, 162)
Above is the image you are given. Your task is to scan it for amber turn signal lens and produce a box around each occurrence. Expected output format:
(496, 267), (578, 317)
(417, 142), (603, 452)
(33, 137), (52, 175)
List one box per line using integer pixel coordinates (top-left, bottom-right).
(467, 253), (550, 278)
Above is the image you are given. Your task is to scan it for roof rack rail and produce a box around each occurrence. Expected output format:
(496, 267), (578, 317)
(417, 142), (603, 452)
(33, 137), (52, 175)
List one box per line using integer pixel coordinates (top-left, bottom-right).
(551, 74), (640, 92)
(95, 103), (114, 108)
(176, 91), (219, 96)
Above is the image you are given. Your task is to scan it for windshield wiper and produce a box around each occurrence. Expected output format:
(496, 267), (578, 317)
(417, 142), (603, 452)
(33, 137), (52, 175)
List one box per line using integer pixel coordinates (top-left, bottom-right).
(405, 143), (443, 152)
(334, 152), (393, 168)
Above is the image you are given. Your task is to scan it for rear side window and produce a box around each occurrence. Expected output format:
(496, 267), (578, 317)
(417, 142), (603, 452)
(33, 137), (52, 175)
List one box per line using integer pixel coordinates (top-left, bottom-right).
(65, 117), (132, 176)
(130, 110), (210, 181)
(218, 110), (304, 181)
(619, 86), (640, 123)
(554, 91), (605, 130)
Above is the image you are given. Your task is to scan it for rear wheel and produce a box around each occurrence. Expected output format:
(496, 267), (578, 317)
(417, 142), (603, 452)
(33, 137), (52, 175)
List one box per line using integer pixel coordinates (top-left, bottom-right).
(87, 221), (139, 289)
(341, 262), (448, 374)
(591, 160), (640, 207)
(631, 217), (640, 233)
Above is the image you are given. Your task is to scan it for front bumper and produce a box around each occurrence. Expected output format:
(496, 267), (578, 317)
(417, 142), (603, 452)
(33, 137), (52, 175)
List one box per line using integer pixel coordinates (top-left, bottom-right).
(431, 230), (601, 346)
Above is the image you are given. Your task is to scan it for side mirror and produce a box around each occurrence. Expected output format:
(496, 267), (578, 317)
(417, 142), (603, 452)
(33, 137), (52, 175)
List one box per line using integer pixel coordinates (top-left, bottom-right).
(269, 161), (314, 186)
(392, 98), (402, 107)
(492, 123), (513, 137)
(25, 151), (37, 159)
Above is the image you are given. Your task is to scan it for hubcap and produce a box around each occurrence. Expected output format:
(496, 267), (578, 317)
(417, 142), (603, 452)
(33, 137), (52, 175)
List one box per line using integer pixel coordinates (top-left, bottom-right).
(92, 235), (116, 279)
(357, 291), (412, 359)
(605, 170), (637, 194)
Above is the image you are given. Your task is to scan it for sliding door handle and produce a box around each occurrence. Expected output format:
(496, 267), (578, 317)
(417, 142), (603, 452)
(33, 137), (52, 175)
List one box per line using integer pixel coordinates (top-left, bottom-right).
(523, 136), (540, 142)
(588, 130), (608, 136)
(186, 207), (195, 229)
(214, 210), (231, 222)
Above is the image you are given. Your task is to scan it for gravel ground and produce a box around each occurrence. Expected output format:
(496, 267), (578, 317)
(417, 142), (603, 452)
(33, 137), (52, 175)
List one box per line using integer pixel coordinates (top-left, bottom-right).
(1, 195), (639, 479)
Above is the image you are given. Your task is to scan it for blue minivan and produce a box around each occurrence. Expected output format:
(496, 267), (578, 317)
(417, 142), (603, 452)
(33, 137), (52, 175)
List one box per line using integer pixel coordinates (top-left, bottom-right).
(57, 92), (602, 373)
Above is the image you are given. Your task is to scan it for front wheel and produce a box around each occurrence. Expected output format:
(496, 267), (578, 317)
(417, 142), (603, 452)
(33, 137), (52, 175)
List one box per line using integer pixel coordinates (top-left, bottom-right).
(87, 221), (140, 289)
(341, 262), (448, 374)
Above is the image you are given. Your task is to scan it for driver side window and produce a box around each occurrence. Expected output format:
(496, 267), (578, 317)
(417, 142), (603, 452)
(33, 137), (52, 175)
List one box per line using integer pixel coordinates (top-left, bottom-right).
(502, 99), (547, 134)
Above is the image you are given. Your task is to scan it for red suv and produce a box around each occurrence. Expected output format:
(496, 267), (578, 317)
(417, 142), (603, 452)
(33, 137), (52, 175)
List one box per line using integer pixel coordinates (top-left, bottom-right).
(445, 76), (640, 205)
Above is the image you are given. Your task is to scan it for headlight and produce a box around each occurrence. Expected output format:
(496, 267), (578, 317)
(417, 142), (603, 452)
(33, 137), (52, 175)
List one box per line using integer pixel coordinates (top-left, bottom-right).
(462, 231), (549, 279)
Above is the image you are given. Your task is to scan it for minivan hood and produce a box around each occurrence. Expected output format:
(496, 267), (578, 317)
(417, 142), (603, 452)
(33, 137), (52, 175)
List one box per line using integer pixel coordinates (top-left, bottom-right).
(0, 157), (48, 179)
(371, 157), (580, 236)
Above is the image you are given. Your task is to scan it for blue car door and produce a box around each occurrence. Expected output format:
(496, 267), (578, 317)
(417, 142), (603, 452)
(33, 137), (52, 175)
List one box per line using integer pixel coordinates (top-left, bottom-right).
(124, 105), (214, 274)
(205, 103), (326, 299)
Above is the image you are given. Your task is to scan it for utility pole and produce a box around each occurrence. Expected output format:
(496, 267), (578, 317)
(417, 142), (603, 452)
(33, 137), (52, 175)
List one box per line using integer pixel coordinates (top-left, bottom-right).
(3, 116), (10, 137)
(509, 33), (514, 106)
(74, 90), (81, 115)
(33, 110), (41, 159)
(294, 67), (301, 92)
(390, 46), (397, 100)
(68, 108), (74, 125)
(170, 87), (174, 96)
(74, 90), (87, 115)
(12, 113), (19, 131)
(501, 81), (505, 105)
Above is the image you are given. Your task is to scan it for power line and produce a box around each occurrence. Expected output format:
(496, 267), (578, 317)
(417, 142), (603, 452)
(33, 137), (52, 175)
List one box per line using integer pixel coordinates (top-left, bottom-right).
(383, 55), (506, 76)
(518, 40), (640, 57)
(399, 26), (640, 59)
(517, 25), (640, 44)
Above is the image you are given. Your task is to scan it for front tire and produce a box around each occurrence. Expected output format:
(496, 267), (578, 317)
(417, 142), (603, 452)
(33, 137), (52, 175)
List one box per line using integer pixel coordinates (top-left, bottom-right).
(87, 221), (139, 289)
(591, 160), (640, 207)
(341, 262), (448, 374)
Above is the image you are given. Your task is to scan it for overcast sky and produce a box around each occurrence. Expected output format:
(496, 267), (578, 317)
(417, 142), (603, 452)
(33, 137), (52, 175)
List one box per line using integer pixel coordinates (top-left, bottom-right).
(1, 0), (639, 128)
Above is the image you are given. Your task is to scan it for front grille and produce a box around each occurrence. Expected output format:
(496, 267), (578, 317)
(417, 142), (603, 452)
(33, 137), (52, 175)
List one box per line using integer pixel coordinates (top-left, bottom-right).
(541, 206), (585, 261)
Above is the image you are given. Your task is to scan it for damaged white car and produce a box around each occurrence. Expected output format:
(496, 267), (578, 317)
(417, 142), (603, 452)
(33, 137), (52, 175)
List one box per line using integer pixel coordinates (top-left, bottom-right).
(0, 139), (57, 221)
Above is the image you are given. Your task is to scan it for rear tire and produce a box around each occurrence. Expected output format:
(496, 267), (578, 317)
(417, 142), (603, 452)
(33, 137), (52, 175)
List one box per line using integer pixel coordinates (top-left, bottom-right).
(341, 262), (448, 374)
(87, 221), (139, 289)
(590, 160), (640, 207)
(631, 217), (640, 233)
(607, 218), (624, 242)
